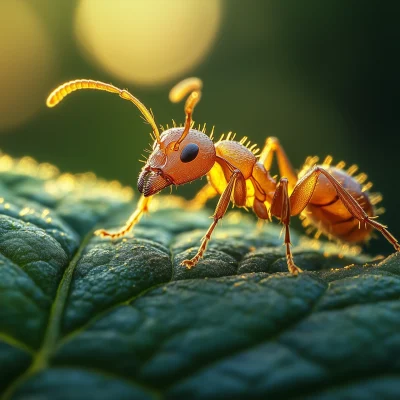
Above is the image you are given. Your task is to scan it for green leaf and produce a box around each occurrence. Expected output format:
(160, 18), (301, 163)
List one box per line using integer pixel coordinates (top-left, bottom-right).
(0, 151), (399, 400)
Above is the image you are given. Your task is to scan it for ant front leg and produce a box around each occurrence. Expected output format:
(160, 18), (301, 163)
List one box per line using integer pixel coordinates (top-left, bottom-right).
(270, 178), (303, 275)
(181, 169), (245, 269)
(290, 166), (400, 251)
(94, 195), (152, 239)
(259, 137), (298, 191)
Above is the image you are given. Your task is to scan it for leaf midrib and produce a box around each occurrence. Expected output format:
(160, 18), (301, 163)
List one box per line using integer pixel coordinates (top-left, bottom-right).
(1, 229), (94, 400)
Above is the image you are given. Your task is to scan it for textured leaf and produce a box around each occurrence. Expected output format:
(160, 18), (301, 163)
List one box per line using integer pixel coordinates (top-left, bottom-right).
(0, 151), (399, 400)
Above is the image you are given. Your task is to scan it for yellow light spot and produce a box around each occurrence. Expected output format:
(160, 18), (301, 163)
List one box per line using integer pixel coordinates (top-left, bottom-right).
(46, 217), (52, 223)
(0, 155), (13, 171)
(4, 204), (10, 209)
(37, 163), (59, 180)
(0, 2), (55, 132)
(75, 0), (222, 86)
(19, 157), (39, 173)
(19, 207), (31, 217)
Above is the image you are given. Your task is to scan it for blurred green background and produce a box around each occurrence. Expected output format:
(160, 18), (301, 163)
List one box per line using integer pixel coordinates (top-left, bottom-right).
(1, 0), (399, 255)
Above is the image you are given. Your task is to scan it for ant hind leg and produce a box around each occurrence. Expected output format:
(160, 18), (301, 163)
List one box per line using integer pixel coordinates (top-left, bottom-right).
(290, 166), (400, 252)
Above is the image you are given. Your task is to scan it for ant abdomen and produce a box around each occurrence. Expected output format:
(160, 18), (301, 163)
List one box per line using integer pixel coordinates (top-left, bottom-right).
(302, 165), (376, 243)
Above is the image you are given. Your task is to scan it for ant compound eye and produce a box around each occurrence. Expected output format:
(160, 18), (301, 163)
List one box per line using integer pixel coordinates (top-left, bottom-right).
(180, 143), (199, 163)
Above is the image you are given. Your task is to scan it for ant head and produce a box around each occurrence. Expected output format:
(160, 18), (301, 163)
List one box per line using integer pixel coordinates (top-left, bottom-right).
(138, 127), (216, 196)
(46, 77), (211, 197)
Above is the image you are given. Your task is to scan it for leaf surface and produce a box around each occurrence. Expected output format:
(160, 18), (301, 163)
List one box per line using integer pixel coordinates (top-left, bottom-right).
(0, 152), (399, 400)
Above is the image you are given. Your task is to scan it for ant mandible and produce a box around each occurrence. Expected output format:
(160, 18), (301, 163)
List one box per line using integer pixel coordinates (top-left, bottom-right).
(46, 77), (400, 274)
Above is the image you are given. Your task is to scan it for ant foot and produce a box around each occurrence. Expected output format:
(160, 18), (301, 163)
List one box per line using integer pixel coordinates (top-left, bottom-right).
(94, 229), (121, 239)
(288, 264), (303, 275)
(180, 259), (198, 269)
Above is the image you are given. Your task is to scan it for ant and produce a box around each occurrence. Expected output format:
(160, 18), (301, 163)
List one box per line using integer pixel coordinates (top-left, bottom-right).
(46, 77), (400, 274)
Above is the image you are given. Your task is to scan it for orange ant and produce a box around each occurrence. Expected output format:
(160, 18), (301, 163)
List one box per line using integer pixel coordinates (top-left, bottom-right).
(46, 77), (400, 274)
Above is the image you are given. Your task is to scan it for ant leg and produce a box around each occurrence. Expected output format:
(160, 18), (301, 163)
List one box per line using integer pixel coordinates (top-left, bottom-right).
(94, 195), (152, 239)
(270, 178), (303, 275)
(290, 166), (400, 251)
(259, 137), (298, 191)
(181, 170), (244, 269)
(187, 183), (218, 210)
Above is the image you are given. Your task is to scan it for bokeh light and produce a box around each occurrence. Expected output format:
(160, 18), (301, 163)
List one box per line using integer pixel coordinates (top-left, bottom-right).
(0, 2), (55, 132)
(74, 0), (222, 86)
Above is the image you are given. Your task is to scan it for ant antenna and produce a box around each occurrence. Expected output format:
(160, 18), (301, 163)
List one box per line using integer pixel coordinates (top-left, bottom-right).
(46, 79), (161, 143)
(169, 77), (202, 150)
